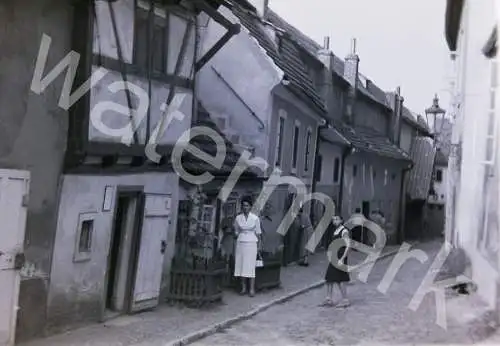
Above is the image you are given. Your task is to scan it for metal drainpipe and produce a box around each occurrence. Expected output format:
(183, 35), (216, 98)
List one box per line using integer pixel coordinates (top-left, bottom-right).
(337, 145), (355, 218)
(397, 163), (414, 244)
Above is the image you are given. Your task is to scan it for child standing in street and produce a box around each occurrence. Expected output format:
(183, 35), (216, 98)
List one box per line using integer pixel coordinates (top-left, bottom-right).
(322, 215), (351, 308)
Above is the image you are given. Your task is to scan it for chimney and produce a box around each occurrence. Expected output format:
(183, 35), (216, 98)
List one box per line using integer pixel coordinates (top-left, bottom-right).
(390, 87), (403, 145)
(343, 38), (360, 124)
(317, 36), (334, 116)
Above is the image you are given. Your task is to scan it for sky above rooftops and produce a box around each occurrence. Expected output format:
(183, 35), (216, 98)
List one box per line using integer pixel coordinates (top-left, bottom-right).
(269, 0), (452, 115)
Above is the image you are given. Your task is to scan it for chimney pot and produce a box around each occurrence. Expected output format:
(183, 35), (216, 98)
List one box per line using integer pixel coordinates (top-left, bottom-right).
(351, 38), (357, 54)
(323, 36), (330, 50)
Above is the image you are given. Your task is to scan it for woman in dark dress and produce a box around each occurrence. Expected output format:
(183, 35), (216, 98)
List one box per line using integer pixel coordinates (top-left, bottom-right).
(323, 215), (351, 308)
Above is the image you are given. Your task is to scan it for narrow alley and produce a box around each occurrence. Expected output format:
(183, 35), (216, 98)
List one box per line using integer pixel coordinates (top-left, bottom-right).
(191, 241), (493, 346)
(19, 241), (494, 346)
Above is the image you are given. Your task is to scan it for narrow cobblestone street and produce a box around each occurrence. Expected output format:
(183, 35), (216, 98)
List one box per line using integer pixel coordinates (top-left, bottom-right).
(190, 241), (494, 346)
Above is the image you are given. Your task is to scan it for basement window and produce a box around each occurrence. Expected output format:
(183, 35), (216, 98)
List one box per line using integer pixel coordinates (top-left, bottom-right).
(74, 213), (96, 262)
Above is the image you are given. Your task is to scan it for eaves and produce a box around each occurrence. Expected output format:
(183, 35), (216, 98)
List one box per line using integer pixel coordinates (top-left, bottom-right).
(445, 0), (464, 51)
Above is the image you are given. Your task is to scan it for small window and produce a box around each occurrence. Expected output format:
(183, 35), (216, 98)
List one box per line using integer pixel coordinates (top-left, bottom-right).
(315, 155), (323, 182)
(79, 220), (93, 253)
(333, 158), (340, 183)
(353, 164), (358, 177)
(292, 121), (300, 171)
(74, 213), (96, 263)
(436, 169), (443, 182)
(304, 128), (312, 172)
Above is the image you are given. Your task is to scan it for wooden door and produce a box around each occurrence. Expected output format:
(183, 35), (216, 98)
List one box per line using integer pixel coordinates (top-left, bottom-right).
(130, 193), (171, 313)
(0, 170), (30, 346)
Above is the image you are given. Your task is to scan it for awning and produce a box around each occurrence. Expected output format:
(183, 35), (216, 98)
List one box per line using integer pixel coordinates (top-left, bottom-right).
(483, 26), (498, 58)
(445, 0), (464, 51)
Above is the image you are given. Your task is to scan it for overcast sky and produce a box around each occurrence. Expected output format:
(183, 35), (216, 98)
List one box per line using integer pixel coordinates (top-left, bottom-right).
(269, 0), (452, 114)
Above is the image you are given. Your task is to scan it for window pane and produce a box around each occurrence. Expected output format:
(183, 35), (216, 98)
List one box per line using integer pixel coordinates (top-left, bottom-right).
(292, 125), (299, 168)
(134, 11), (149, 68)
(333, 158), (340, 182)
(276, 117), (285, 166)
(304, 130), (311, 171)
(79, 220), (94, 253)
(167, 13), (195, 77)
(152, 16), (166, 73)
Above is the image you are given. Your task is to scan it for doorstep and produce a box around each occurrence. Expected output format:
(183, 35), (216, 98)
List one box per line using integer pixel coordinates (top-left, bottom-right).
(19, 246), (401, 346)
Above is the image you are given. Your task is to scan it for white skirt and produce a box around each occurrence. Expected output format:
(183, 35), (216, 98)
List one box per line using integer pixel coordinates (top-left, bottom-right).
(234, 241), (258, 278)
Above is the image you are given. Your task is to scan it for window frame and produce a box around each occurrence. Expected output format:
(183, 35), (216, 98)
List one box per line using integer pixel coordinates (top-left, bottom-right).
(275, 110), (287, 168)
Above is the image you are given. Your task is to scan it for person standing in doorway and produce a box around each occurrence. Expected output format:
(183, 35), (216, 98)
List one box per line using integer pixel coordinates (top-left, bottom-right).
(322, 215), (351, 308)
(234, 196), (262, 297)
(298, 207), (314, 267)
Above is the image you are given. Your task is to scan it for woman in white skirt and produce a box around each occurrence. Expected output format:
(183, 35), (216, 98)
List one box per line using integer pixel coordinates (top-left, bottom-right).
(234, 196), (262, 297)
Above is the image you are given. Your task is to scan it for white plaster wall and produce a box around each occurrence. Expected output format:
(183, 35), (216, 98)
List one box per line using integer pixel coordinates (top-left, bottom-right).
(451, 0), (499, 308)
(93, 0), (135, 63)
(318, 141), (343, 186)
(399, 123), (413, 153)
(89, 68), (193, 145)
(47, 172), (180, 323)
(197, 6), (283, 160)
(455, 0), (495, 247)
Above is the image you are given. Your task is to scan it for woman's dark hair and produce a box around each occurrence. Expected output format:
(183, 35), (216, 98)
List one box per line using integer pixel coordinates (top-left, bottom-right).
(240, 195), (253, 206)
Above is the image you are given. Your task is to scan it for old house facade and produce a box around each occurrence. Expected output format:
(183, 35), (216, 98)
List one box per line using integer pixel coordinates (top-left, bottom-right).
(0, 0), (243, 342)
(197, 0), (327, 262)
(444, 0), (500, 312)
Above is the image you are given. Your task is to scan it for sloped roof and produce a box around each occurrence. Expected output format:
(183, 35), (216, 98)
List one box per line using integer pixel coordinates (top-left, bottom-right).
(265, 8), (410, 162)
(386, 92), (432, 135)
(181, 103), (257, 177)
(231, 5), (326, 114)
(331, 119), (411, 161)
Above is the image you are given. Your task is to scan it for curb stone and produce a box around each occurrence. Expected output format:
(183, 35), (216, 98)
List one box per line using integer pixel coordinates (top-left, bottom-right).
(165, 247), (401, 346)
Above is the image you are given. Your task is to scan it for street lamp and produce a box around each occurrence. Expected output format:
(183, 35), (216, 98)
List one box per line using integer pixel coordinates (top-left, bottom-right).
(425, 94), (447, 144)
(423, 94), (447, 240)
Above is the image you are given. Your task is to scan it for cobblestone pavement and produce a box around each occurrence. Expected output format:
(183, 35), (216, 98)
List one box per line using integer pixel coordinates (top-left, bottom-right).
(21, 244), (399, 346)
(191, 241), (495, 346)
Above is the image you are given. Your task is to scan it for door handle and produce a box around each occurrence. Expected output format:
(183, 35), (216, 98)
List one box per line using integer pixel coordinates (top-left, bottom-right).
(160, 240), (167, 254)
